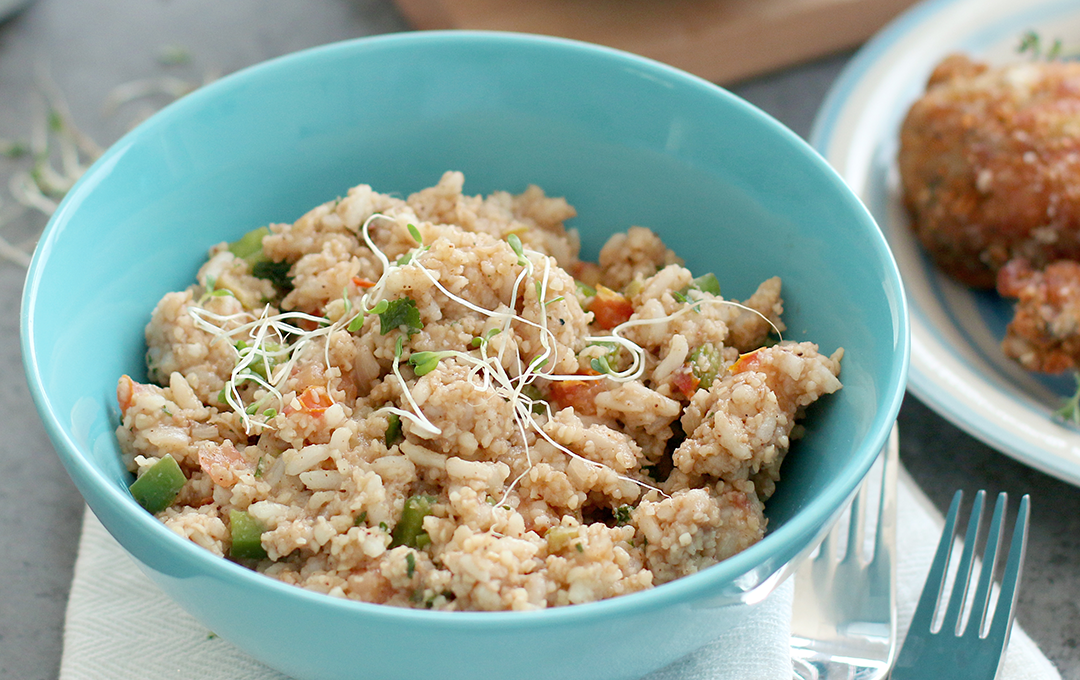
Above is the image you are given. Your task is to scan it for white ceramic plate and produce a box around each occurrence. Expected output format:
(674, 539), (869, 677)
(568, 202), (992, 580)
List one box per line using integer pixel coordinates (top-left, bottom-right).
(812, 0), (1080, 485)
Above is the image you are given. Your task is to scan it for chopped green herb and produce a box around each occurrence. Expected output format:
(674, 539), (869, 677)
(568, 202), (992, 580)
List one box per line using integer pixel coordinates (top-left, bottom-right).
(207, 632), (218, 640)
(378, 297), (423, 336)
(254, 455), (265, 479)
(614, 505), (633, 526)
(1018, 30), (1064, 60)
(406, 552), (417, 578)
(161, 406), (173, 416)
(354, 510), (368, 526)
(575, 543), (584, 553)
(1055, 372), (1080, 426)
(129, 455), (187, 514)
(251, 260), (292, 290)
(379, 521), (389, 532)
(390, 494), (436, 549)
(385, 413), (404, 447)
(227, 226), (294, 291)
(228, 509), (267, 560)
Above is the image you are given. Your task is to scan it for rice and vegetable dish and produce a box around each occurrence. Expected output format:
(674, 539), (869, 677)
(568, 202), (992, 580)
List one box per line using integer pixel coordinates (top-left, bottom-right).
(116, 171), (843, 611)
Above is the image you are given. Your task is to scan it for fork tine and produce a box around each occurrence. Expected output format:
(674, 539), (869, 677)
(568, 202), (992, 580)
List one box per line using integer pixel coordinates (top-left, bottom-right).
(894, 491), (1031, 680)
(904, 490), (963, 641)
(964, 493), (1007, 638)
(841, 477), (866, 565)
(872, 429), (898, 565)
(988, 495), (1030, 649)
(941, 489), (987, 634)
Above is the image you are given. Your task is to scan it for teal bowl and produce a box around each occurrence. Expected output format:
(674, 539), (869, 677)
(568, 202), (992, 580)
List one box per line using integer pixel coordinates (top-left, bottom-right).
(21, 31), (908, 680)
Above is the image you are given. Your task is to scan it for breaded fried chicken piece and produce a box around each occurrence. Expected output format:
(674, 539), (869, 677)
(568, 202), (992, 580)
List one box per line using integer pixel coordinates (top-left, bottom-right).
(997, 258), (1080, 373)
(899, 54), (1080, 288)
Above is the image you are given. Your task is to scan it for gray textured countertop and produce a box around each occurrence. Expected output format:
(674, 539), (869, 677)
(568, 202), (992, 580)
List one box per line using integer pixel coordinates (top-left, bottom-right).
(2, 2), (1077, 679)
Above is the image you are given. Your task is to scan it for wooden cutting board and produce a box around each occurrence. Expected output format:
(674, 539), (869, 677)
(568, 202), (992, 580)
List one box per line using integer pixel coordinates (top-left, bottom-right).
(392, 0), (919, 84)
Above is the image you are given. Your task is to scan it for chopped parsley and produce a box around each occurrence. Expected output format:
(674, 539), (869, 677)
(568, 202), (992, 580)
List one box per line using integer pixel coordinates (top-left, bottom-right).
(251, 260), (292, 291)
(1018, 30), (1064, 60)
(378, 297), (423, 336)
(1055, 372), (1080, 426)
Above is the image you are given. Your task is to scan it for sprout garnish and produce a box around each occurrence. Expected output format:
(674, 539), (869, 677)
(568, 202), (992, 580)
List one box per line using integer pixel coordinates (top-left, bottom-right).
(191, 211), (781, 500)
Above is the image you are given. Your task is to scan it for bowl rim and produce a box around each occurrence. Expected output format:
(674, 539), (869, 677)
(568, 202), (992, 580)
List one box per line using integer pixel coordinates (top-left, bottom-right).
(21, 29), (910, 625)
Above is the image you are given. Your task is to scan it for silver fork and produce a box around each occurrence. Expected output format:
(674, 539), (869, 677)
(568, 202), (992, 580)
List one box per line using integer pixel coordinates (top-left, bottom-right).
(891, 489), (1031, 680)
(791, 426), (899, 680)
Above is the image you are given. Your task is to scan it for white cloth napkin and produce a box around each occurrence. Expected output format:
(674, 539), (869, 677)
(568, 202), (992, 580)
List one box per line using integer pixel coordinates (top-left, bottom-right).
(59, 468), (1062, 680)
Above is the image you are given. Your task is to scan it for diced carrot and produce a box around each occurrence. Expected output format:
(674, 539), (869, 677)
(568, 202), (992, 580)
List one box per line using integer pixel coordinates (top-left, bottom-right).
(730, 349), (763, 374)
(198, 440), (245, 488)
(589, 285), (634, 330)
(295, 386), (333, 416)
(672, 366), (700, 398)
(547, 378), (604, 416)
(117, 374), (146, 413)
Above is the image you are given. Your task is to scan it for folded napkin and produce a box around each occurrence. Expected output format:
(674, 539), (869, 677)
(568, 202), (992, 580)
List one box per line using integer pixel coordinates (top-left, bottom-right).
(59, 467), (1062, 680)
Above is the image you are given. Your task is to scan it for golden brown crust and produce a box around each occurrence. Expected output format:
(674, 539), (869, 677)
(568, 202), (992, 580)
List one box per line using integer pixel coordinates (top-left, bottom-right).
(997, 258), (1080, 373)
(899, 54), (1080, 288)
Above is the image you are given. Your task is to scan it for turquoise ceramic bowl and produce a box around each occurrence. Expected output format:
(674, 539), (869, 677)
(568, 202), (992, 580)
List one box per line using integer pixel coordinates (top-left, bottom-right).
(22, 31), (908, 680)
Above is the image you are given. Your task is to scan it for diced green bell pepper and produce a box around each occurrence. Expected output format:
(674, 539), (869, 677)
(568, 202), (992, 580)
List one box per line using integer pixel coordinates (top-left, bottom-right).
(129, 455), (187, 514)
(229, 509), (267, 560)
(390, 494), (436, 548)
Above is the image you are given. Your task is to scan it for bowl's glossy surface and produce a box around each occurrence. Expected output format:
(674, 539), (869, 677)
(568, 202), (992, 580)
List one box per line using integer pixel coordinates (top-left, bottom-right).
(22, 31), (908, 680)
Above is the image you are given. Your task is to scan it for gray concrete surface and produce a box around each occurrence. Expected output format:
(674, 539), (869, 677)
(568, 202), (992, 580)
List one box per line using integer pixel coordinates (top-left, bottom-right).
(1, 1), (1076, 678)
